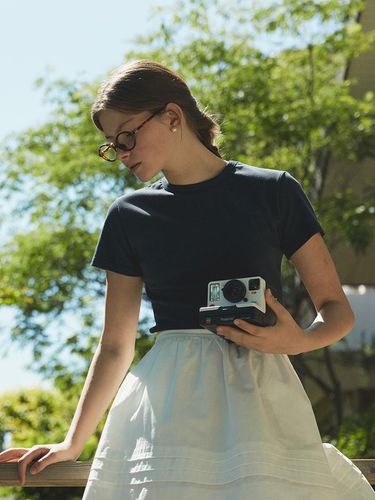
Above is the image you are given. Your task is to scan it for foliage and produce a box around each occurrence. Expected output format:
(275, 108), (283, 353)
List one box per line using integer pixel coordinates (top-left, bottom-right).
(0, 341), (153, 498)
(0, 387), (94, 498)
(0, 0), (374, 474)
(134, 0), (375, 252)
(324, 402), (375, 459)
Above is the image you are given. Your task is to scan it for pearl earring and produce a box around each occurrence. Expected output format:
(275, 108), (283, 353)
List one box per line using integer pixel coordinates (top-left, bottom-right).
(171, 127), (177, 132)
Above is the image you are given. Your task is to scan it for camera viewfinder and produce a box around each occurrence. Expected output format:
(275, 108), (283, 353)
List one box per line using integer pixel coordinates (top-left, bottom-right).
(248, 278), (260, 291)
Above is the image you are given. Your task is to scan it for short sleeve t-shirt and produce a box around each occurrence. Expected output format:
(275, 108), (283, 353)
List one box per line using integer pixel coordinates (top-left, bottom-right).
(91, 160), (324, 334)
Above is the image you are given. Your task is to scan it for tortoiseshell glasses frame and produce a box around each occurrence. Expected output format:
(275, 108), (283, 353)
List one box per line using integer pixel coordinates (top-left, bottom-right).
(98, 105), (167, 162)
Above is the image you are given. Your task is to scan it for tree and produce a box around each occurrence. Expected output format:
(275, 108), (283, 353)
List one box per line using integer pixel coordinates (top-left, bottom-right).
(330, 402), (375, 459)
(106, 0), (375, 433)
(0, 387), (93, 499)
(1, 0), (374, 442)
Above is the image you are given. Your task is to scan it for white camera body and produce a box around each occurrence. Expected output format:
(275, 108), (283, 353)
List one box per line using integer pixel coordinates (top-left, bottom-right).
(199, 276), (276, 336)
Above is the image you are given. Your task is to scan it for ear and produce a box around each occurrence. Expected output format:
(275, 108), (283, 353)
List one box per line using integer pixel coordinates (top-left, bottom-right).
(164, 103), (183, 128)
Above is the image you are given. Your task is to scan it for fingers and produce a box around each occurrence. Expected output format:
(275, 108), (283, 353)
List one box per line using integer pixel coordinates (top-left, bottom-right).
(233, 318), (261, 335)
(217, 325), (262, 350)
(215, 289), (288, 351)
(17, 447), (49, 486)
(216, 327), (239, 344)
(29, 450), (54, 475)
(265, 288), (284, 316)
(218, 319), (262, 340)
(0, 448), (29, 462)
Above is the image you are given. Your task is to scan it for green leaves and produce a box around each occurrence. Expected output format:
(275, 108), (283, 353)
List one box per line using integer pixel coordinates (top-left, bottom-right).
(328, 402), (375, 458)
(0, 1), (374, 451)
(0, 387), (102, 498)
(319, 187), (375, 253)
(252, 0), (367, 35)
(1, 224), (96, 312)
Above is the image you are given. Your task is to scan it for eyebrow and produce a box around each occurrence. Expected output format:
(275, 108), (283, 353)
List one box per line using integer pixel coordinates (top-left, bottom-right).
(104, 117), (134, 139)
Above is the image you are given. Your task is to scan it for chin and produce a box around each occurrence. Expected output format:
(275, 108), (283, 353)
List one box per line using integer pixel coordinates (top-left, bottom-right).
(136, 166), (162, 183)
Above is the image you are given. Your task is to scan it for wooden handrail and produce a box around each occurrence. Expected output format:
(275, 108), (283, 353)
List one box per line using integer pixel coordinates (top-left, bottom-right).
(0, 461), (91, 487)
(0, 460), (374, 487)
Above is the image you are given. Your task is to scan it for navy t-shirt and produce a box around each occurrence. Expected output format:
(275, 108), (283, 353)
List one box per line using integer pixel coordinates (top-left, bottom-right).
(91, 160), (324, 334)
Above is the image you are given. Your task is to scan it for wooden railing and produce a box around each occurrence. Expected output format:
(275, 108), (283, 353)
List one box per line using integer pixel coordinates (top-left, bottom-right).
(0, 460), (374, 487)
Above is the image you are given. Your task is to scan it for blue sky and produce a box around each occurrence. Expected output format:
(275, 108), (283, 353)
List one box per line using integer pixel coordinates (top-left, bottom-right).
(0, 0), (173, 394)
(0, 1), (368, 395)
(0, 0), (335, 142)
(0, 0), (173, 141)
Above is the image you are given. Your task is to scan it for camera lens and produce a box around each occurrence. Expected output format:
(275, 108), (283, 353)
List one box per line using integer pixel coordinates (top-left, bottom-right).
(222, 279), (247, 303)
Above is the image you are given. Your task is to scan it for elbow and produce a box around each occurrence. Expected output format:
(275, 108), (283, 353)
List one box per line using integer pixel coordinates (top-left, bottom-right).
(100, 341), (136, 361)
(345, 305), (356, 335)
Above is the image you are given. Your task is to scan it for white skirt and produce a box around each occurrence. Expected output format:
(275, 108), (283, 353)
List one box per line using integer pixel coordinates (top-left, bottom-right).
(82, 329), (374, 499)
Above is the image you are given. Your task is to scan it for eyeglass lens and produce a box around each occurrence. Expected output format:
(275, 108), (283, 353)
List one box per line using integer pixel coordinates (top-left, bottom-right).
(116, 132), (135, 151)
(99, 145), (117, 161)
(99, 132), (135, 161)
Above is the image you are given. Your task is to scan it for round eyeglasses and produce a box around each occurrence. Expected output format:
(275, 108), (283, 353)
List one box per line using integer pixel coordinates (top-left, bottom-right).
(98, 105), (167, 162)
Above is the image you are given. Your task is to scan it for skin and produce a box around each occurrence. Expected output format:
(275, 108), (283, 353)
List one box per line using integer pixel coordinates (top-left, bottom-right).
(0, 102), (355, 484)
(100, 102), (355, 354)
(216, 233), (355, 355)
(98, 102), (228, 185)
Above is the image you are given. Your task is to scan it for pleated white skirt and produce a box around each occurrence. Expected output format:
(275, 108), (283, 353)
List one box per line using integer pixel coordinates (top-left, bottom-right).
(82, 329), (374, 499)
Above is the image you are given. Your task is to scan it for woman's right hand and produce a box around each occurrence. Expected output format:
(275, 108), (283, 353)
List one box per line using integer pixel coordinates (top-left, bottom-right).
(0, 441), (82, 486)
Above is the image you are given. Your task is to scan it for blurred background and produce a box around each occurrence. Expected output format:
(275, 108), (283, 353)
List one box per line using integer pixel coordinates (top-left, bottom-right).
(0, 0), (374, 497)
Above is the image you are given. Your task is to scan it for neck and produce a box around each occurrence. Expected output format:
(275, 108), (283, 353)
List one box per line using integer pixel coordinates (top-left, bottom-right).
(161, 139), (228, 185)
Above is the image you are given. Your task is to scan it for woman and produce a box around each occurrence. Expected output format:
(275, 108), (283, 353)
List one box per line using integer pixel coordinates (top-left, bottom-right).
(0, 60), (373, 499)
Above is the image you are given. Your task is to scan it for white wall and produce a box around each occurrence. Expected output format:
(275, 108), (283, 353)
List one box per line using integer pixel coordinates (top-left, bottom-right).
(331, 285), (375, 350)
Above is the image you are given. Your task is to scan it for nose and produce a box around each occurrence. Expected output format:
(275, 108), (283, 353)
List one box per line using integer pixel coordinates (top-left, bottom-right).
(116, 148), (131, 163)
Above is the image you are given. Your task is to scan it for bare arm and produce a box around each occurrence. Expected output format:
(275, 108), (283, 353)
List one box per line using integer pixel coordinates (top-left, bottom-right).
(0, 271), (143, 484)
(64, 271), (143, 453)
(290, 233), (355, 350)
(216, 233), (355, 355)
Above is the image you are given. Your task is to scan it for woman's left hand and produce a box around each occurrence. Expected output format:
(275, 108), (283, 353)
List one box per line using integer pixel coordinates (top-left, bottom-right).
(216, 288), (310, 355)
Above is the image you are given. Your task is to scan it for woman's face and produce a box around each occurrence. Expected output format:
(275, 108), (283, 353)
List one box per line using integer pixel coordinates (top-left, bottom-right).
(98, 107), (178, 181)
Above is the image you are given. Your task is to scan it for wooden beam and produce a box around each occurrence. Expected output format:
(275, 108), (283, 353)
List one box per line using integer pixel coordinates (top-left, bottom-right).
(0, 461), (91, 487)
(0, 460), (374, 487)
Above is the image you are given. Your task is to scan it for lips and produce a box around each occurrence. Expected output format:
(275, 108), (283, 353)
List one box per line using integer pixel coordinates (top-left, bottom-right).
(130, 162), (141, 171)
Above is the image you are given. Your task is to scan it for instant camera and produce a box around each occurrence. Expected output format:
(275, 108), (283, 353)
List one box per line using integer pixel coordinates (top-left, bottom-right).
(199, 276), (277, 335)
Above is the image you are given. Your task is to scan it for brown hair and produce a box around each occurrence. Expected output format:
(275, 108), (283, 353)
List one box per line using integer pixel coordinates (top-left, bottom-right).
(91, 60), (222, 158)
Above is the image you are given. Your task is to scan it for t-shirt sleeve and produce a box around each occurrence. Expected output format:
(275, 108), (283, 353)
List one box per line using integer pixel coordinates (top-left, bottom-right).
(277, 171), (325, 260)
(90, 199), (143, 277)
